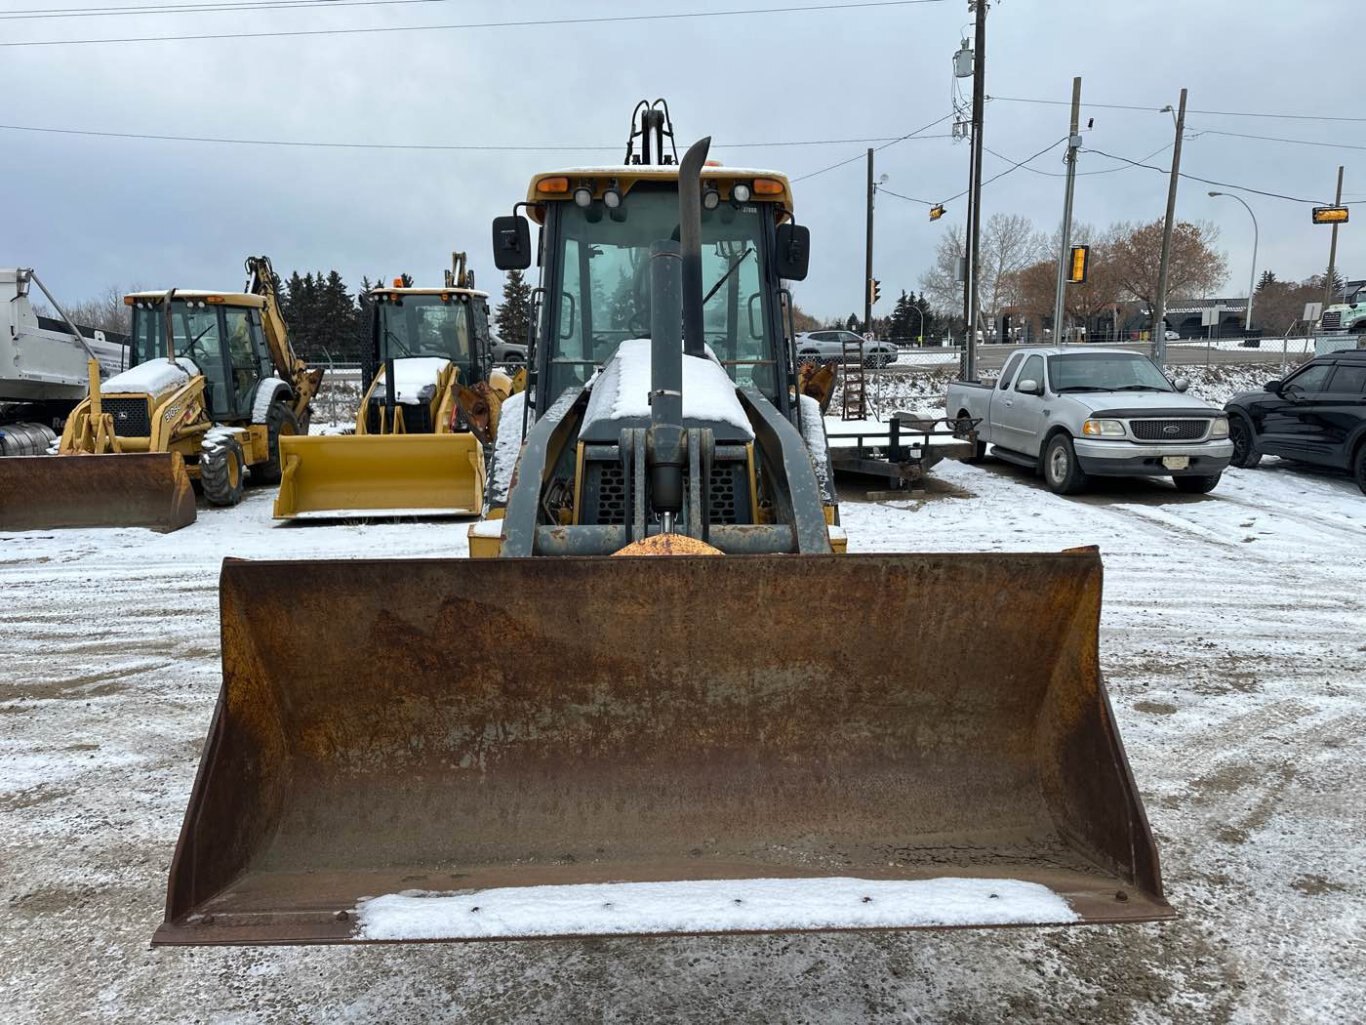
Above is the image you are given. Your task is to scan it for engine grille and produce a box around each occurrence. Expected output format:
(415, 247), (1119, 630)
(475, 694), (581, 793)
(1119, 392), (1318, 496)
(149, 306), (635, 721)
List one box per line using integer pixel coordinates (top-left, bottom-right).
(1322, 310), (1342, 330)
(104, 397), (151, 437)
(595, 461), (628, 525)
(1129, 419), (1208, 442)
(583, 458), (749, 527)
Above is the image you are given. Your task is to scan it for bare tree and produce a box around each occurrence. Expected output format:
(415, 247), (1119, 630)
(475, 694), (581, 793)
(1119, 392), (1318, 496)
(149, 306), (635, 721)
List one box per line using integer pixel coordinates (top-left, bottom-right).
(919, 214), (1048, 326)
(1108, 219), (1228, 309)
(36, 284), (140, 336)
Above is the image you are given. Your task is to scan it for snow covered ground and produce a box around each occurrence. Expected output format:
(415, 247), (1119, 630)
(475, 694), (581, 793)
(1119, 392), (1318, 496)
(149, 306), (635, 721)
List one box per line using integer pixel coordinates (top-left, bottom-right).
(2, 456), (1364, 1023)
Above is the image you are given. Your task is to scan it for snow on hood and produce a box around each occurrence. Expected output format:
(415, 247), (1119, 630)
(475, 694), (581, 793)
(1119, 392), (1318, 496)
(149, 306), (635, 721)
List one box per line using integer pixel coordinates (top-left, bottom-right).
(581, 338), (754, 440)
(353, 876), (1078, 941)
(100, 357), (199, 397)
(1066, 390), (1223, 414)
(374, 357), (451, 404)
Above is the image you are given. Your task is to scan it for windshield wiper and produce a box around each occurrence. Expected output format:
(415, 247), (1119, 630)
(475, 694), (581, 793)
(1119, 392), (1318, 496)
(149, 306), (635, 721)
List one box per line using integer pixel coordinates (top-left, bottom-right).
(1115, 385), (1169, 391)
(1055, 386), (1114, 393)
(383, 329), (413, 358)
(702, 247), (754, 305)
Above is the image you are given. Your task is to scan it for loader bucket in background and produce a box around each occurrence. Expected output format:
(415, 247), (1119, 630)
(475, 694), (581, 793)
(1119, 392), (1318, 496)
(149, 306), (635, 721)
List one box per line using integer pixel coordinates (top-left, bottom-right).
(273, 434), (484, 520)
(155, 551), (1172, 946)
(0, 452), (196, 533)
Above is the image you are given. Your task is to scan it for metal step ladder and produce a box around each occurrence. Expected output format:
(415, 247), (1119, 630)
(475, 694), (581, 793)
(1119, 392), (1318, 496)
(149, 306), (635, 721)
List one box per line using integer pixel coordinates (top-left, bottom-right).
(840, 338), (867, 421)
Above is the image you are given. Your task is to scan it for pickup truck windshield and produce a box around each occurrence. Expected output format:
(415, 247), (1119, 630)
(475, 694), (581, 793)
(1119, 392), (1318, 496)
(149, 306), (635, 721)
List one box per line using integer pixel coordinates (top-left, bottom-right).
(1048, 352), (1173, 393)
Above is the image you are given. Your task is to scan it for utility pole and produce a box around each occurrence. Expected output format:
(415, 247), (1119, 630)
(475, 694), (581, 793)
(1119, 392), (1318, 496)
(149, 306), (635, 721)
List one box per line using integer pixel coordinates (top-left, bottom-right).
(963, 0), (987, 380)
(865, 148), (875, 335)
(1323, 165), (1345, 312)
(1151, 87), (1187, 367)
(1052, 76), (1083, 346)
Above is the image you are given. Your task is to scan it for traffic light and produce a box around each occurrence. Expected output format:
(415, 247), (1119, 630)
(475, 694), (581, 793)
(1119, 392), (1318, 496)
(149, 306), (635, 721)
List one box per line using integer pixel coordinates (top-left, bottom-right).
(869, 278), (882, 305)
(1312, 206), (1349, 224)
(1067, 245), (1090, 284)
(929, 204), (946, 221)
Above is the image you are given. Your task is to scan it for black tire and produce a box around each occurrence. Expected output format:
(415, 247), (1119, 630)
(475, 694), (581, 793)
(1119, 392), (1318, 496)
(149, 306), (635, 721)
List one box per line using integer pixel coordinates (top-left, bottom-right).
(1353, 442), (1366, 496)
(200, 435), (246, 507)
(1173, 473), (1221, 495)
(254, 399), (300, 487)
(1228, 413), (1261, 469)
(1042, 433), (1088, 495)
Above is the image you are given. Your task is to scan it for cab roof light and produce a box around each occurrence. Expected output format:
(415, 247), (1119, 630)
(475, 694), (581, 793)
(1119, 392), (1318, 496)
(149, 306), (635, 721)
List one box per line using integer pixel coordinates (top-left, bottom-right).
(204, 295), (225, 304)
(731, 182), (752, 203)
(537, 176), (570, 195)
(752, 178), (784, 196)
(573, 186), (594, 208)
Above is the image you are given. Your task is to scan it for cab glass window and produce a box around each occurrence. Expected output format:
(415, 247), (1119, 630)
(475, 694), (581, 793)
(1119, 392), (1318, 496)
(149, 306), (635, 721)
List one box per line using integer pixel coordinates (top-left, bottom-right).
(1327, 364), (1366, 395)
(1016, 355), (1044, 392)
(1285, 362), (1333, 395)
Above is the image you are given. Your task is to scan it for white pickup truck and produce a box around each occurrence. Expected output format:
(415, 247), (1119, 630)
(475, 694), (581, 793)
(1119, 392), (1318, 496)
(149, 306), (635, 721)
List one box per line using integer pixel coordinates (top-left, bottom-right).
(946, 347), (1233, 494)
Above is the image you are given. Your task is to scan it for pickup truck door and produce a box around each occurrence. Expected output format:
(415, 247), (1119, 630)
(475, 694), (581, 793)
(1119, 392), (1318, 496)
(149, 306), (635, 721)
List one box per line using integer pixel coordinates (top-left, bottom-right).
(1260, 361), (1336, 463)
(992, 353), (1049, 455)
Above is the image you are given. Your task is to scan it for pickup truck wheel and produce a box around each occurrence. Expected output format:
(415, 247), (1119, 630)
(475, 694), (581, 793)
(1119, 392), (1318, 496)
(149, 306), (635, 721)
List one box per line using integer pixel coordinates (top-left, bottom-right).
(1229, 414), (1261, 468)
(1042, 434), (1088, 495)
(1173, 473), (1221, 495)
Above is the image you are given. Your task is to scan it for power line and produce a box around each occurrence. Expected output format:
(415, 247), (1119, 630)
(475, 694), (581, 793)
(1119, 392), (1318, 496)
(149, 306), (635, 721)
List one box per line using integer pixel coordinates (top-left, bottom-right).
(792, 112), (956, 182)
(0, 0), (950, 46)
(936, 135), (1068, 204)
(1191, 127), (1366, 154)
(3, 0), (480, 20)
(0, 121), (945, 152)
(1082, 146), (1343, 205)
(983, 141), (1172, 179)
(992, 93), (1366, 125)
(878, 186), (935, 206)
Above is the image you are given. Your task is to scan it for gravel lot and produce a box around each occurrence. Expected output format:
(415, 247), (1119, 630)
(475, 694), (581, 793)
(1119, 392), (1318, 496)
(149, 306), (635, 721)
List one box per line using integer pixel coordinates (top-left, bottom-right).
(2, 452), (1363, 1024)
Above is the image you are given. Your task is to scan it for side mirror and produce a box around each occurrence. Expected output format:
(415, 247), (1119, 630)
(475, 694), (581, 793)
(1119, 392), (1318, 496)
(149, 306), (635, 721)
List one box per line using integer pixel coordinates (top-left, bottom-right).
(775, 222), (810, 282)
(1017, 378), (1042, 396)
(1264, 379), (1283, 395)
(1173, 377), (1190, 393)
(492, 215), (532, 271)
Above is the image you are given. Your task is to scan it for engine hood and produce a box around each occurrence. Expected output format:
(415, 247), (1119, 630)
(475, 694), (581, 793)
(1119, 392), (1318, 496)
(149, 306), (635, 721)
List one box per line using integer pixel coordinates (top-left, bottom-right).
(1067, 391), (1223, 417)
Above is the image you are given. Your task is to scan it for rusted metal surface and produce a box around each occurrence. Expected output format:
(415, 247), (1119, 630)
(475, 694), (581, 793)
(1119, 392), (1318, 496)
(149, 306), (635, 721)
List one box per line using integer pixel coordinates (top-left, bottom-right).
(156, 550), (1171, 945)
(0, 452), (196, 533)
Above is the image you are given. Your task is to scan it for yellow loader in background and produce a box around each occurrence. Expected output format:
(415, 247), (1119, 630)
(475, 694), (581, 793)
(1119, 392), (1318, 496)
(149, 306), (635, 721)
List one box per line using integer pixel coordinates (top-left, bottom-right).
(273, 255), (512, 520)
(156, 104), (1171, 945)
(0, 256), (321, 532)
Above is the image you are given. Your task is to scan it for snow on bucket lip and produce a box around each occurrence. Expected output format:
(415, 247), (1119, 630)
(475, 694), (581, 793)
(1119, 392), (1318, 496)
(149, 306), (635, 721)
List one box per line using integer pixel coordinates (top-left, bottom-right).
(353, 876), (1078, 941)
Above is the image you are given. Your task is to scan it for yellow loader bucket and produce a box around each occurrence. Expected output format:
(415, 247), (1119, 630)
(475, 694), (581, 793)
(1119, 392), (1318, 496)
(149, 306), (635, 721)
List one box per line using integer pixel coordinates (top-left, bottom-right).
(273, 434), (484, 520)
(155, 550), (1171, 946)
(0, 452), (196, 533)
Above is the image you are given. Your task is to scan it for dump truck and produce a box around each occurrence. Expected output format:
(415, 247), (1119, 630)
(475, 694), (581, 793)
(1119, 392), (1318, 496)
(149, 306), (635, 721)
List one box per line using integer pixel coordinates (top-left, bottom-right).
(0, 267), (127, 458)
(155, 105), (1171, 946)
(273, 254), (510, 520)
(0, 257), (322, 533)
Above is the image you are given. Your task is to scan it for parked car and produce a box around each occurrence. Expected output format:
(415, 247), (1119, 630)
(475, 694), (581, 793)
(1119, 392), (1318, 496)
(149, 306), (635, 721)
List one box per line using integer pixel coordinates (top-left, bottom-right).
(795, 330), (898, 368)
(489, 332), (526, 365)
(1224, 349), (1366, 494)
(946, 347), (1233, 495)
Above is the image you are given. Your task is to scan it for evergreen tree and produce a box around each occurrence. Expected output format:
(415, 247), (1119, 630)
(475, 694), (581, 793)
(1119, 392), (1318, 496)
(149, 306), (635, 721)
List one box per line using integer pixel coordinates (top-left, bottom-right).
(496, 268), (534, 343)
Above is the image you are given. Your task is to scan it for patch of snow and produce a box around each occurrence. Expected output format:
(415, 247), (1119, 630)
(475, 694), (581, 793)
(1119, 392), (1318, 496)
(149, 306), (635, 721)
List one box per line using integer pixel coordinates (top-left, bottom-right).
(202, 425), (246, 450)
(354, 876), (1077, 941)
(99, 357), (198, 397)
(468, 519), (504, 538)
(490, 391), (526, 506)
(581, 338), (754, 439)
(375, 357), (450, 405)
(250, 377), (289, 423)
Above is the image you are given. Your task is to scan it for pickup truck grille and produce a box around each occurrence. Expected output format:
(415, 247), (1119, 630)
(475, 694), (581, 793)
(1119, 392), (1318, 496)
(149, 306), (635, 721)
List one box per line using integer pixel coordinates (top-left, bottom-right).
(104, 397), (151, 437)
(1129, 418), (1208, 442)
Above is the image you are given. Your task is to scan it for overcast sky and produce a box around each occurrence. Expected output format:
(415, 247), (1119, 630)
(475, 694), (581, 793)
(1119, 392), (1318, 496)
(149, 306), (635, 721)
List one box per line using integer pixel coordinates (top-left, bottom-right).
(2, 0), (1357, 320)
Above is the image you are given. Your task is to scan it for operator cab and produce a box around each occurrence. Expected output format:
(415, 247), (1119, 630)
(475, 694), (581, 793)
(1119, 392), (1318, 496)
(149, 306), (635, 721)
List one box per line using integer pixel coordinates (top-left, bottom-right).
(127, 292), (271, 421)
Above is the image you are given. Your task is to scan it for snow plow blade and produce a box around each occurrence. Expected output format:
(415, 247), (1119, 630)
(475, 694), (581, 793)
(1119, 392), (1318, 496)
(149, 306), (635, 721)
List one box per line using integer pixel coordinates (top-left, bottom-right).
(0, 452), (196, 533)
(155, 550), (1171, 946)
(273, 434), (484, 520)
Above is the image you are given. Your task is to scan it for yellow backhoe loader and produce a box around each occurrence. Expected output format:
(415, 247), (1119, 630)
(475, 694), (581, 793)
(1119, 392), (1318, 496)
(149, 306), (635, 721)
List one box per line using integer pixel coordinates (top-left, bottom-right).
(272, 255), (511, 520)
(0, 257), (321, 532)
(156, 103), (1171, 946)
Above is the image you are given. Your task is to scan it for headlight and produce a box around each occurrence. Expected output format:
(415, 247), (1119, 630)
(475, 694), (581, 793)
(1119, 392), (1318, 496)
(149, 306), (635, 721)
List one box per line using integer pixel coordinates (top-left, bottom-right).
(1082, 419), (1125, 438)
(1209, 417), (1229, 439)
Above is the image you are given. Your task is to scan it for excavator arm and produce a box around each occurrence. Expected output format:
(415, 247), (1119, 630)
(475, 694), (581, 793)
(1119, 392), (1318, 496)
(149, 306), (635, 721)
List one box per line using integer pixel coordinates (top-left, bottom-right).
(244, 255), (324, 425)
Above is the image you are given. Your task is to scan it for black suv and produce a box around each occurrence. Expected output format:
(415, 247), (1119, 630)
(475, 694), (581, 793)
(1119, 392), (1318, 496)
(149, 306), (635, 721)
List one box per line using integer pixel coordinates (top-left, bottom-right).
(1225, 349), (1366, 493)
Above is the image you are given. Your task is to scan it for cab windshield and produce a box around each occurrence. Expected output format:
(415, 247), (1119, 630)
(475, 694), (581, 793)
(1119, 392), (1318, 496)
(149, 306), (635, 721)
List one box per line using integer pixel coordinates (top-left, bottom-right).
(549, 185), (776, 401)
(131, 302), (224, 367)
(1048, 352), (1174, 393)
(378, 295), (472, 364)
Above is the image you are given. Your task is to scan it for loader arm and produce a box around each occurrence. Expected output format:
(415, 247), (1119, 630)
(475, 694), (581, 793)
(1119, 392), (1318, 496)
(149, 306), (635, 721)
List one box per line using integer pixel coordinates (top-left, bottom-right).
(245, 255), (323, 422)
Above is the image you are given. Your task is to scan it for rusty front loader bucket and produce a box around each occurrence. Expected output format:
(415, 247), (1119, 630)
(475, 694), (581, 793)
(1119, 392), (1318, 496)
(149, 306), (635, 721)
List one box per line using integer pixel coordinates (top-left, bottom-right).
(273, 434), (484, 520)
(0, 452), (196, 533)
(156, 551), (1171, 946)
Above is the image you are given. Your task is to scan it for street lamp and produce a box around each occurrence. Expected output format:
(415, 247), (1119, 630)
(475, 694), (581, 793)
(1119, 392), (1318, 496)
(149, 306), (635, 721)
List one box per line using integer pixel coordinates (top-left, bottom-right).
(1208, 191), (1259, 333)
